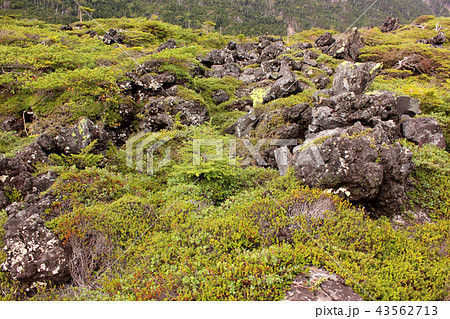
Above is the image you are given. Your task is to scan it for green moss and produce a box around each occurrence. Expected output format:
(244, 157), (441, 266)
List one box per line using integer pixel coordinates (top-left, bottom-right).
(266, 88), (315, 110)
(0, 131), (36, 157)
(400, 140), (450, 219)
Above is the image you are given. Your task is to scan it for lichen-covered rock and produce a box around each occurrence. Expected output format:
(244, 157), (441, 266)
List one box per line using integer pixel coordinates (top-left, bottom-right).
(0, 143), (55, 210)
(1, 116), (23, 132)
(55, 118), (109, 155)
(292, 122), (414, 215)
(285, 267), (363, 301)
(139, 96), (209, 132)
(380, 17), (400, 33)
(263, 60), (303, 103)
(155, 38), (176, 52)
(102, 28), (124, 45)
(401, 117), (447, 149)
(1, 201), (70, 284)
(212, 89), (230, 104)
(316, 29), (365, 61)
(310, 91), (399, 133)
(328, 61), (382, 96)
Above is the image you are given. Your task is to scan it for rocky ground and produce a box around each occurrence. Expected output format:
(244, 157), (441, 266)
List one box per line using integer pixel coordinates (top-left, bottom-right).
(0, 16), (449, 300)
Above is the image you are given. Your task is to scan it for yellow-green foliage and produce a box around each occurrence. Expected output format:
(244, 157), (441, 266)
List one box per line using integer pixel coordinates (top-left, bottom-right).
(371, 75), (450, 113)
(361, 16), (450, 47)
(285, 28), (338, 45)
(41, 169), (450, 301)
(266, 88), (315, 110)
(359, 17), (450, 79)
(400, 140), (450, 219)
(49, 141), (104, 170)
(191, 76), (242, 117)
(0, 131), (36, 157)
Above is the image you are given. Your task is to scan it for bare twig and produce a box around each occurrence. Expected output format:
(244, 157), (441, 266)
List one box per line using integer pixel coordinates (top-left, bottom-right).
(22, 111), (29, 136)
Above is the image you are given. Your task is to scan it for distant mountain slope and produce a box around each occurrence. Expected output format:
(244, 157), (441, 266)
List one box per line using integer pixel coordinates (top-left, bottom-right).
(423, 0), (450, 14)
(1, 0), (448, 35)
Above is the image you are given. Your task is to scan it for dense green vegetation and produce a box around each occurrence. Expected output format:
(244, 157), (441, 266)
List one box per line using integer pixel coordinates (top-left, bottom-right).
(0, 15), (450, 301)
(1, 0), (448, 36)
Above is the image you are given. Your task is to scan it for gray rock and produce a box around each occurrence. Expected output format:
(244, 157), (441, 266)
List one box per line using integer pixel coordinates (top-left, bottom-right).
(315, 32), (335, 48)
(258, 41), (284, 62)
(239, 73), (257, 84)
(285, 267), (363, 301)
(318, 63), (334, 76)
(139, 96), (209, 131)
(293, 122), (414, 215)
(201, 49), (234, 67)
(225, 99), (253, 112)
(275, 146), (293, 176)
(310, 91), (399, 133)
(1, 202), (70, 284)
(0, 142), (56, 209)
(36, 134), (57, 154)
(0, 190), (10, 209)
(55, 118), (109, 155)
(396, 96), (421, 116)
(1, 116), (23, 132)
(417, 32), (447, 47)
(330, 61), (382, 96)
(263, 61), (303, 103)
(401, 117), (446, 149)
(303, 58), (318, 67)
(60, 25), (73, 31)
(380, 17), (400, 33)
(234, 109), (264, 138)
(313, 75), (331, 90)
(210, 62), (242, 78)
(322, 28), (365, 61)
(212, 89), (230, 104)
(156, 38), (176, 52)
(103, 28), (124, 45)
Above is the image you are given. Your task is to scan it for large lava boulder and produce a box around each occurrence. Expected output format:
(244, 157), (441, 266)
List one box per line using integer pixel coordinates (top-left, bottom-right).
(0, 143), (54, 210)
(1, 201), (70, 284)
(328, 61), (382, 96)
(55, 118), (109, 155)
(291, 122), (414, 215)
(380, 17), (400, 33)
(310, 91), (400, 133)
(316, 29), (365, 61)
(401, 117), (447, 149)
(139, 96), (209, 132)
(263, 60), (303, 103)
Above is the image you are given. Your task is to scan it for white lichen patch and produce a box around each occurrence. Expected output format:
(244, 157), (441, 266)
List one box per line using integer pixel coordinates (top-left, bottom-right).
(335, 187), (351, 197)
